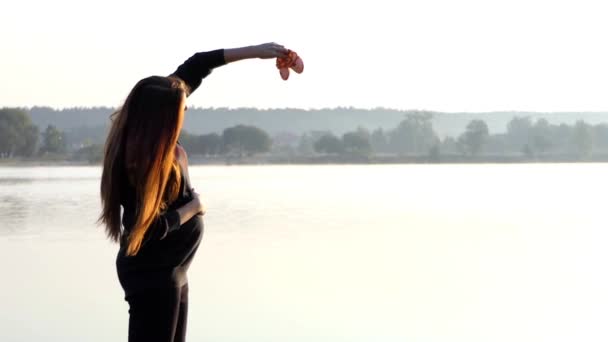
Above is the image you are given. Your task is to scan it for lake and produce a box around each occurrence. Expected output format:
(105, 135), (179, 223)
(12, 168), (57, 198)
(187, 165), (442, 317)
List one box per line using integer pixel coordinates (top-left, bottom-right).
(0, 164), (606, 342)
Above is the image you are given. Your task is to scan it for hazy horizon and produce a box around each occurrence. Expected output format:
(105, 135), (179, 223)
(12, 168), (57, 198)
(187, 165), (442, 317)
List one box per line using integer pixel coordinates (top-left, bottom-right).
(5, 104), (608, 114)
(4, 105), (608, 115)
(2, 0), (607, 112)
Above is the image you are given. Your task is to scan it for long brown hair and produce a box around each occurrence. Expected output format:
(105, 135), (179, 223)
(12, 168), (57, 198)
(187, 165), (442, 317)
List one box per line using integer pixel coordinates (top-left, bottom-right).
(98, 76), (187, 256)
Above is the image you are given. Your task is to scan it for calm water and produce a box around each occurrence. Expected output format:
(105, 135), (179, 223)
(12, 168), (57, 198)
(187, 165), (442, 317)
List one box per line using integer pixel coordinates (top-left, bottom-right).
(0, 164), (607, 342)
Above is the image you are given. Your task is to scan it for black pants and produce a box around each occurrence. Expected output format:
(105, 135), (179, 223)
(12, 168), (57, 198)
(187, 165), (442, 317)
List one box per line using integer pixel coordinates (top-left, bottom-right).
(125, 283), (189, 342)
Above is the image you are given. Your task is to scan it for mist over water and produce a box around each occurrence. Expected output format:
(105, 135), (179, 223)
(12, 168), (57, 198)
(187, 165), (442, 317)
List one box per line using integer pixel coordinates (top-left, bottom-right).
(1, 164), (606, 341)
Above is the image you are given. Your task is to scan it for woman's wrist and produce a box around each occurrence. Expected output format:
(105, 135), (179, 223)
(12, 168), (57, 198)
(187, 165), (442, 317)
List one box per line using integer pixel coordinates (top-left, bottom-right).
(175, 206), (188, 225)
(223, 43), (287, 63)
(224, 46), (258, 63)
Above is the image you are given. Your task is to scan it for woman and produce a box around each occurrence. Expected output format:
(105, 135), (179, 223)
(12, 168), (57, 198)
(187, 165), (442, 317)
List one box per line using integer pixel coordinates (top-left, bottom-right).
(98, 42), (288, 342)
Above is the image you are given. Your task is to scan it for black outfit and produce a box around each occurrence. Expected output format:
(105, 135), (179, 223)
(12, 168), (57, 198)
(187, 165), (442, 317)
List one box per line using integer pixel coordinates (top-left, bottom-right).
(116, 49), (226, 342)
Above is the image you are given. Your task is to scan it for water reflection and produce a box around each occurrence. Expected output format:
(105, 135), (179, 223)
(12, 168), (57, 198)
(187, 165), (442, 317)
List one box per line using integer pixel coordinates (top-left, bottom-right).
(0, 178), (35, 185)
(0, 164), (607, 341)
(0, 177), (95, 184)
(0, 195), (29, 235)
(0, 167), (102, 237)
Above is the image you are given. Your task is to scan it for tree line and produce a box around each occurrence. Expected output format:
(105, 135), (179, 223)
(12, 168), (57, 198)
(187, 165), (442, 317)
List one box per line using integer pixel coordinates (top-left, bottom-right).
(0, 108), (275, 162)
(294, 113), (604, 161)
(21, 106), (608, 138)
(0, 108), (68, 158)
(2, 107), (607, 163)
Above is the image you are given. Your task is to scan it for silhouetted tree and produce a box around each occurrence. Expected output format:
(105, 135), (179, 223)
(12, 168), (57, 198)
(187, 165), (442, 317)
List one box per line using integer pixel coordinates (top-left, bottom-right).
(198, 133), (223, 156)
(484, 133), (509, 155)
(64, 124), (108, 147)
(428, 144), (440, 162)
(73, 144), (103, 163)
(370, 128), (389, 153)
(389, 112), (438, 155)
(314, 134), (344, 154)
(554, 123), (573, 154)
(342, 130), (371, 156)
(506, 116), (533, 153)
(17, 124), (39, 157)
(593, 124), (608, 151)
(440, 136), (459, 155)
(573, 120), (593, 159)
(40, 124), (66, 155)
(532, 118), (553, 156)
(0, 108), (39, 158)
(459, 120), (489, 156)
(222, 125), (271, 157)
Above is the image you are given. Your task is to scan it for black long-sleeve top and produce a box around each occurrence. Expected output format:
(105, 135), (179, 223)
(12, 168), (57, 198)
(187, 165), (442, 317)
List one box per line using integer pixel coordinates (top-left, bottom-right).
(116, 49), (226, 297)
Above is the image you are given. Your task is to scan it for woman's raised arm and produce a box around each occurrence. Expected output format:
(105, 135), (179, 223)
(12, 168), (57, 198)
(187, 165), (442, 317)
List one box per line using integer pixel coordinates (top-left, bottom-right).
(170, 42), (288, 95)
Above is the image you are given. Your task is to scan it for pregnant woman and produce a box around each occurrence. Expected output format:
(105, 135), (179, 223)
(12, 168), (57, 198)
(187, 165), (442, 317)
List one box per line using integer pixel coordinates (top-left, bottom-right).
(98, 42), (288, 342)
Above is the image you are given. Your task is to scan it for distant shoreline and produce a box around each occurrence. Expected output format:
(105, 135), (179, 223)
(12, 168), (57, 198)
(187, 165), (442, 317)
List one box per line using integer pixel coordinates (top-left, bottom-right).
(2, 154), (608, 167)
(0, 159), (92, 167)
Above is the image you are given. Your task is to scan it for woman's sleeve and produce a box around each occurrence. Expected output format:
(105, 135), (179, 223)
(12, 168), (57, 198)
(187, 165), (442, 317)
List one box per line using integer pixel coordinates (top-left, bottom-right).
(170, 49), (226, 96)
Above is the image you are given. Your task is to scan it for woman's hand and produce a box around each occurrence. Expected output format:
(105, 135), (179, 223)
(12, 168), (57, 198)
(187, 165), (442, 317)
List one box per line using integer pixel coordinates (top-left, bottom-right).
(190, 189), (206, 216)
(176, 189), (206, 224)
(252, 42), (289, 59)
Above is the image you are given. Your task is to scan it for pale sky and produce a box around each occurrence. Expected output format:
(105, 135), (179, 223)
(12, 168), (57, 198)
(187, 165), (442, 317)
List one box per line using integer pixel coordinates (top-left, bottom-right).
(1, 0), (607, 112)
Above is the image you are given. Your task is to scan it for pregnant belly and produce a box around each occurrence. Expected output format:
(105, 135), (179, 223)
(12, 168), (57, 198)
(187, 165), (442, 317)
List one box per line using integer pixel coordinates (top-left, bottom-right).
(165, 214), (204, 265)
(117, 215), (204, 270)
